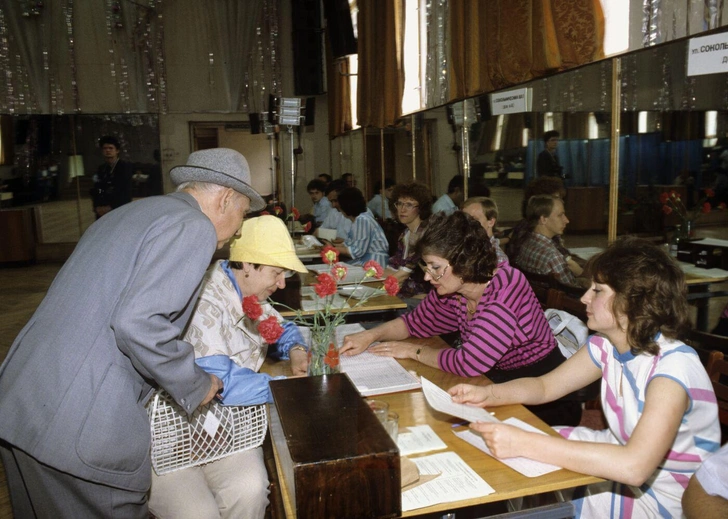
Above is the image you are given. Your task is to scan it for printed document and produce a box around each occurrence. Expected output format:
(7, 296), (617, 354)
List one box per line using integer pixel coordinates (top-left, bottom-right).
(401, 452), (495, 512)
(420, 377), (499, 424)
(397, 425), (447, 456)
(453, 418), (561, 477)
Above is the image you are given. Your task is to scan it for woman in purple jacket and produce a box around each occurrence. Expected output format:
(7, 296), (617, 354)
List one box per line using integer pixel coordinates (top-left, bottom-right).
(341, 211), (581, 425)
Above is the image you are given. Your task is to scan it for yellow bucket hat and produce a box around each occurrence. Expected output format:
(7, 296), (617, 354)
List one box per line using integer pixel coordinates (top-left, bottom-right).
(229, 215), (307, 273)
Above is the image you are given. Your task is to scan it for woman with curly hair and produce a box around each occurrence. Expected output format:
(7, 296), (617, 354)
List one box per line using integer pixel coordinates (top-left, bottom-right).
(341, 211), (580, 425)
(383, 181), (433, 299)
(450, 237), (720, 518)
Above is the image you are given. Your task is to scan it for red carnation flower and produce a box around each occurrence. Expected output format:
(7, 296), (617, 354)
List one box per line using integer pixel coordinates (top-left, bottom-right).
(384, 275), (400, 296)
(662, 205), (673, 215)
(719, 202), (727, 210)
(363, 260), (384, 278)
(701, 202), (712, 214)
(258, 316), (284, 344)
(705, 188), (715, 198)
(313, 273), (337, 297)
(260, 210), (270, 216)
(324, 342), (340, 368)
(331, 263), (348, 280)
(274, 205), (283, 216)
(242, 295), (263, 320)
(303, 221), (312, 233)
(291, 207), (301, 221)
(659, 192), (669, 205)
(321, 245), (339, 265)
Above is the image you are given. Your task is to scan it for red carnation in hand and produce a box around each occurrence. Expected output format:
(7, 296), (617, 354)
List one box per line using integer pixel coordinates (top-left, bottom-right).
(662, 205), (673, 215)
(303, 221), (312, 233)
(324, 342), (340, 368)
(291, 207), (300, 221)
(659, 192), (669, 205)
(242, 295), (263, 320)
(321, 245), (339, 265)
(331, 263), (348, 280)
(701, 202), (712, 214)
(705, 188), (715, 198)
(313, 273), (337, 297)
(258, 316), (284, 344)
(384, 275), (400, 296)
(363, 260), (384, 279)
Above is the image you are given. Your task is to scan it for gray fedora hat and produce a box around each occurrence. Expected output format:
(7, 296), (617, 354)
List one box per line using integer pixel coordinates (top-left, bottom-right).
(170, 148), (265, 211)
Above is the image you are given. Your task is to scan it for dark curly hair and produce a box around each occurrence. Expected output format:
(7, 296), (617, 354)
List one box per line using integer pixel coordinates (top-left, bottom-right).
(338, 187), (367, 217)
(390, 182), (433, 220)
(585, 237), (691, 356)
(415, 212), (497, 283)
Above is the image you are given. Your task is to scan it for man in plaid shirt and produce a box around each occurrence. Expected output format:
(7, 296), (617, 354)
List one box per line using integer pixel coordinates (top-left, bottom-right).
(515, 195), (581, 287)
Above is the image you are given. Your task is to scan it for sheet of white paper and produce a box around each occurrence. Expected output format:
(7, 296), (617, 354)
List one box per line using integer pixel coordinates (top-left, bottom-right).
(300, 293), (348, 311)
(679, 262), (728, 278)
(420, 377), (499, 424)
(316, 228), (337, 241)
(397, 425), (447, 456)
(202, 410), (221, 438)
(568, 247), (605, 262)
(453, 418), (561, 477)
(402, 452), (495, 512)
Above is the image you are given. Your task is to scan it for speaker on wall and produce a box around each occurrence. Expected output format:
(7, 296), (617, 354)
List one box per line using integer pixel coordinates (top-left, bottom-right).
(304, 97), (316, 127)
(291, 0), (325, 96)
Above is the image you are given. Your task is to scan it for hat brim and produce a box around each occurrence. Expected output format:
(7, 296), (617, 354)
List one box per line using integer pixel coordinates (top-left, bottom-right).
(236, 250), (308, 274)
(170, 165), (266, 212)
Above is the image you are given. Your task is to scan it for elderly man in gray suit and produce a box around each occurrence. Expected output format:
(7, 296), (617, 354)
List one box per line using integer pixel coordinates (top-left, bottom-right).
(0, 148), (266, 518)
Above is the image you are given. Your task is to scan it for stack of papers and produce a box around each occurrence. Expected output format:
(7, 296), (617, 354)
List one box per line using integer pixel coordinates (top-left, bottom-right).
(402, 452), (495, 512)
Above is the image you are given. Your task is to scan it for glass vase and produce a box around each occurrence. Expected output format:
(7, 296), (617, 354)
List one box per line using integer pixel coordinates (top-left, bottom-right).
(307, 328), (340, 376)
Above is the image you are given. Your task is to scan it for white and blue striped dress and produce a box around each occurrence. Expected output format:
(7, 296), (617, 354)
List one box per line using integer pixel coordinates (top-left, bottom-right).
(558, 334), (720, 518)
(344, 211), (389, 267)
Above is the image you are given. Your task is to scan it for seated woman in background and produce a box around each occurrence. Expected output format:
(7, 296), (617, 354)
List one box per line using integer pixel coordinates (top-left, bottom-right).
(461, 196), (508, 265)
(341, 212), (581, 426)
(383, 182), (433, 299)
(149, 215), (309, 519)
(450, 237), (720, 518)
(334, 186), (390, 267)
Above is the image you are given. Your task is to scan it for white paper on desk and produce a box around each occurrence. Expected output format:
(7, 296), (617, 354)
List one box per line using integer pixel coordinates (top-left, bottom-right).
(402, 452), (495, 512)
(301, 234), (324, 247)
(453, 417), (561, 477)
(420, 377), (499, 424)
(300, 294), (348, 311)
(397, 425), (447, 456)
(316, 228), (337, 241)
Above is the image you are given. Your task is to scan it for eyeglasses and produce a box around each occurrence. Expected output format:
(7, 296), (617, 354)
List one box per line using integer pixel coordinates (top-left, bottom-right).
(394, 201), (419, 210)
(418, 262), (449, 282)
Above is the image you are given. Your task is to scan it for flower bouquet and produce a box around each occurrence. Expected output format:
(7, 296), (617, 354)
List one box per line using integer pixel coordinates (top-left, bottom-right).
(660, 188), (724, 239)
(274, 245), (400, 376)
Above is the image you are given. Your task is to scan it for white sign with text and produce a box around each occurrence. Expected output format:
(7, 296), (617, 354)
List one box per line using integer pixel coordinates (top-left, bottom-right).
(490, 87), (531, 115)
(687, 33), (728, 77)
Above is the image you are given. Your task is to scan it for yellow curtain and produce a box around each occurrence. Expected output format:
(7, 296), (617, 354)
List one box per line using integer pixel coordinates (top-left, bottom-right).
(449, 0), (605, 99)
(357, 0), (405, 129)
(326, 32), (352, 139)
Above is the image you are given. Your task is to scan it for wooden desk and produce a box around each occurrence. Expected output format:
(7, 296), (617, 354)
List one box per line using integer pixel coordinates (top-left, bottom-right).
(262, 358), (602, 518)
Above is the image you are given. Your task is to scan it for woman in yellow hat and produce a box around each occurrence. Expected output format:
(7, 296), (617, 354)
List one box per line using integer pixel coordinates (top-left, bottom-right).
(149, 215), (309, 519)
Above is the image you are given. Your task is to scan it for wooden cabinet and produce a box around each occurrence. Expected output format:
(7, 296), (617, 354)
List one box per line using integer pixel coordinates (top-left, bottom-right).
(565, 186), (606, 232)
(0, 208), (36, 263)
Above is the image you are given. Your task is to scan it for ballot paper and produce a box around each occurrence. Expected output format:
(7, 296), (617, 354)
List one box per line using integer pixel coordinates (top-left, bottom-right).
(401, 452), (495, 512)
(397, 425), (447, 456)
(420, 377), (499, 424)
(453, 418), (561, 477)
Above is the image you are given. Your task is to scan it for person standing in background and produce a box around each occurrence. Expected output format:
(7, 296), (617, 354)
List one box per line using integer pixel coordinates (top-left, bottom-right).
(91, 135), (134, 219)
(368, 178), (396, 220)
(536, 130), (564, 178)
(432, 175), (464, 215)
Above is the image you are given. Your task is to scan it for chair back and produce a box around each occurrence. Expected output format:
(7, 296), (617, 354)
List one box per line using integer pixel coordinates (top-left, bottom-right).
(706, 350), (728, 437)
(686, 329), (728, 356)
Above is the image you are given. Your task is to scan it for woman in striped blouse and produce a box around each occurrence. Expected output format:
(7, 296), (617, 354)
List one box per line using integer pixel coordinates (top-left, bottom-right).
(341, 211), (580, 425)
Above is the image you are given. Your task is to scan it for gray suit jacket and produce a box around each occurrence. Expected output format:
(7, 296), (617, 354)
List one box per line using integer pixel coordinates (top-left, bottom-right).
(0, 192), (217, 492)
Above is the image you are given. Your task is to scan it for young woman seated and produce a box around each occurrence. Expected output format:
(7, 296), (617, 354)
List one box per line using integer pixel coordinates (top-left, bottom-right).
(341, 211), (581, 426)
(449, 237), (720, 518)
(334, 187), (389, 267)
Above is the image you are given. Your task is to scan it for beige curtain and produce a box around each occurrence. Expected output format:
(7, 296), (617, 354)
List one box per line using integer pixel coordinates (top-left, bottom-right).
(449, 0), (605, 100)
(326, 34), (352, 138)
(357, 0), (405, 129)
